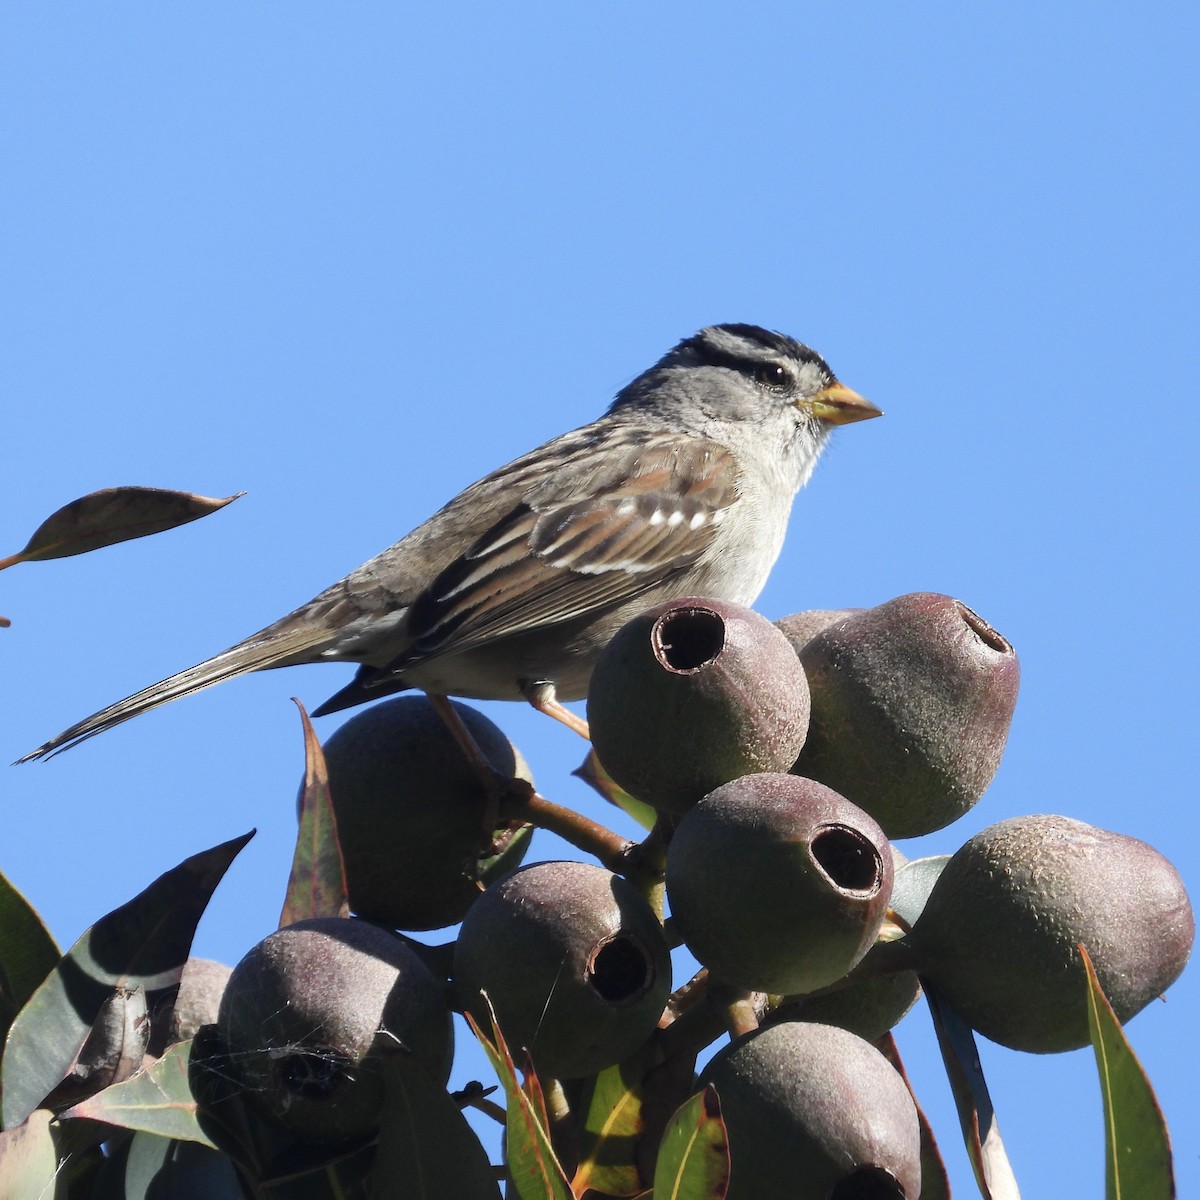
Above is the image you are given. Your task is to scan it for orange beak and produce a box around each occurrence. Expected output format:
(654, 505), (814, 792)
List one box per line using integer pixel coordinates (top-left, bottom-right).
(806, 383), (883, 426)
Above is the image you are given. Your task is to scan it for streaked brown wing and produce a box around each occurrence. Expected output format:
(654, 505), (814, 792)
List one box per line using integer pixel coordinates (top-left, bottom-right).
(401, 432), (739, 661)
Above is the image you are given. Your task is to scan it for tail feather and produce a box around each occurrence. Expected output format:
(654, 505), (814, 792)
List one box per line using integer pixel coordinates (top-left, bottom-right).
(18, 621), (338, 762)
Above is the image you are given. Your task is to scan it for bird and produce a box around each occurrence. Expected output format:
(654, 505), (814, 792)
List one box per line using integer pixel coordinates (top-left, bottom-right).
(21, 324), (881, 761)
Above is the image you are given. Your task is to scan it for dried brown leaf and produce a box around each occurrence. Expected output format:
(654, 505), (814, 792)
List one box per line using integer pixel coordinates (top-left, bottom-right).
(0, 486), (243, 569)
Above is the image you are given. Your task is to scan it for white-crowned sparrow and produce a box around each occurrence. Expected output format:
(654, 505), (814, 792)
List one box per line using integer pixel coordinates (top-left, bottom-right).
(23, 324), (880, 760)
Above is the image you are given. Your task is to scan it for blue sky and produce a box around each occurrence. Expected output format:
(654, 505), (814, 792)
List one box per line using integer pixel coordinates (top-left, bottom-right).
(3, 4), (1197, 1194)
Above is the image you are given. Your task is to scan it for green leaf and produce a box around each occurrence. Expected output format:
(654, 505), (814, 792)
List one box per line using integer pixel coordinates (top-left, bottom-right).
(1082, 944), (1175, 1200)
(466, 1001), (573, 1200)
(0, 486), (243, 570)
(652, 1085), (729, 1200)
(571, 1046), (658, 1198)
(888, 855), (951, 930)
(369, 1043), (500, 1200)
(0, 871), (60, 1050)
(925, 984), (1020, 1200)
(573, 749), (657, 831)
(279, 702), (349, 928)
(91, 1131), (243, 1200)
(0, 1109), (60, 1199)
(60, 1040), (216, 1148)
(1, 831), (254, 1129)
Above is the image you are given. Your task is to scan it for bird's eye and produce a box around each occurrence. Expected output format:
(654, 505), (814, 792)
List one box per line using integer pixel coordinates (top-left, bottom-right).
(753, 363), (792, 389)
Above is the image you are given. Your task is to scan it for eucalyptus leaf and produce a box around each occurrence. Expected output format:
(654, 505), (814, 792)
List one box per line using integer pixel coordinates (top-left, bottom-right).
(279, 702), (349, 928)
(0, 1109), (60, 1199)
(91, 1131), (242, 1200)
(0, 869), (61, 1047)
(574, 748), (657, 831)
(467, 1003), (572, 1200)
(60, 1040), (216, 1148)
(369, 1044), (500, 1200)
(2, 831), (253, 1129)
(925, 984), (1020, 1199)
(651, 1085), (729, 1200)
(67, 985), (150, 1094)
(571, 1046), (657, 1198)
(889, 855), (951, 930)
(0, 486), (243, 570)
(1082, 945), (1175, 1200)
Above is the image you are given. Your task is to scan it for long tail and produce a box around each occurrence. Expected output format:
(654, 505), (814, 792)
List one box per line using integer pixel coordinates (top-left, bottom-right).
(18, 619), (339, 762)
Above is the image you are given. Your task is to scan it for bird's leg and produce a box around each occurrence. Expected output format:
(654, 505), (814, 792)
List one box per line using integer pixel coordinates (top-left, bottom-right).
(425, 692), (531, 853)
(426, 692), (489, 773)
(520, 679), (592, 741)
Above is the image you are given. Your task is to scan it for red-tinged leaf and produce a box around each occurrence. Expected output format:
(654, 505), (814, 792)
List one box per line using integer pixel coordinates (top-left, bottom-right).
(571, 1046), (659, 1199)
(574, 749), (657, 831)
(369, 1042), (501, 1200)
(466, 1001), (573, 1200)
(1, 831), (254, 1130)
(0, 486), (244, 569)
(0, 1109), (60, 1199)
(925, 984), (1020, 1199)
(651, 1085), (729, 1200)
(875, 1032), (951, 1200)
(0, 868), (61, 1045)
(1081, 945), (1175, 1200)
(60, 1040), (216, 1149)
(521, 1049), (553, 1141)
(279, 702), (349, 928)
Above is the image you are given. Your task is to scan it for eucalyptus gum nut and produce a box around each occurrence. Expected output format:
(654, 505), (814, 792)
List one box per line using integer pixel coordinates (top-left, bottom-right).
(794, 592), (1020, 838)
(587, 597), (810, 814)
(218, 917), (454, 1141)
(774, 607), (863, 652)
(699, 1022), (920, 1200)
(665, 774), (893, 994)
(911, 815), (1195, 1053)
(767, 844), (921, 1043)
(453, 861), (672, 1079)
(314, 696), (534, 931)
(768, 965), (921, 1043)
(148, 957), (232, 1055)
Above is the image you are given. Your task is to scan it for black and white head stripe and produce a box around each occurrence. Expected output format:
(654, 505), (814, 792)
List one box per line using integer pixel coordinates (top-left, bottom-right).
(669, 324), (836, 381)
